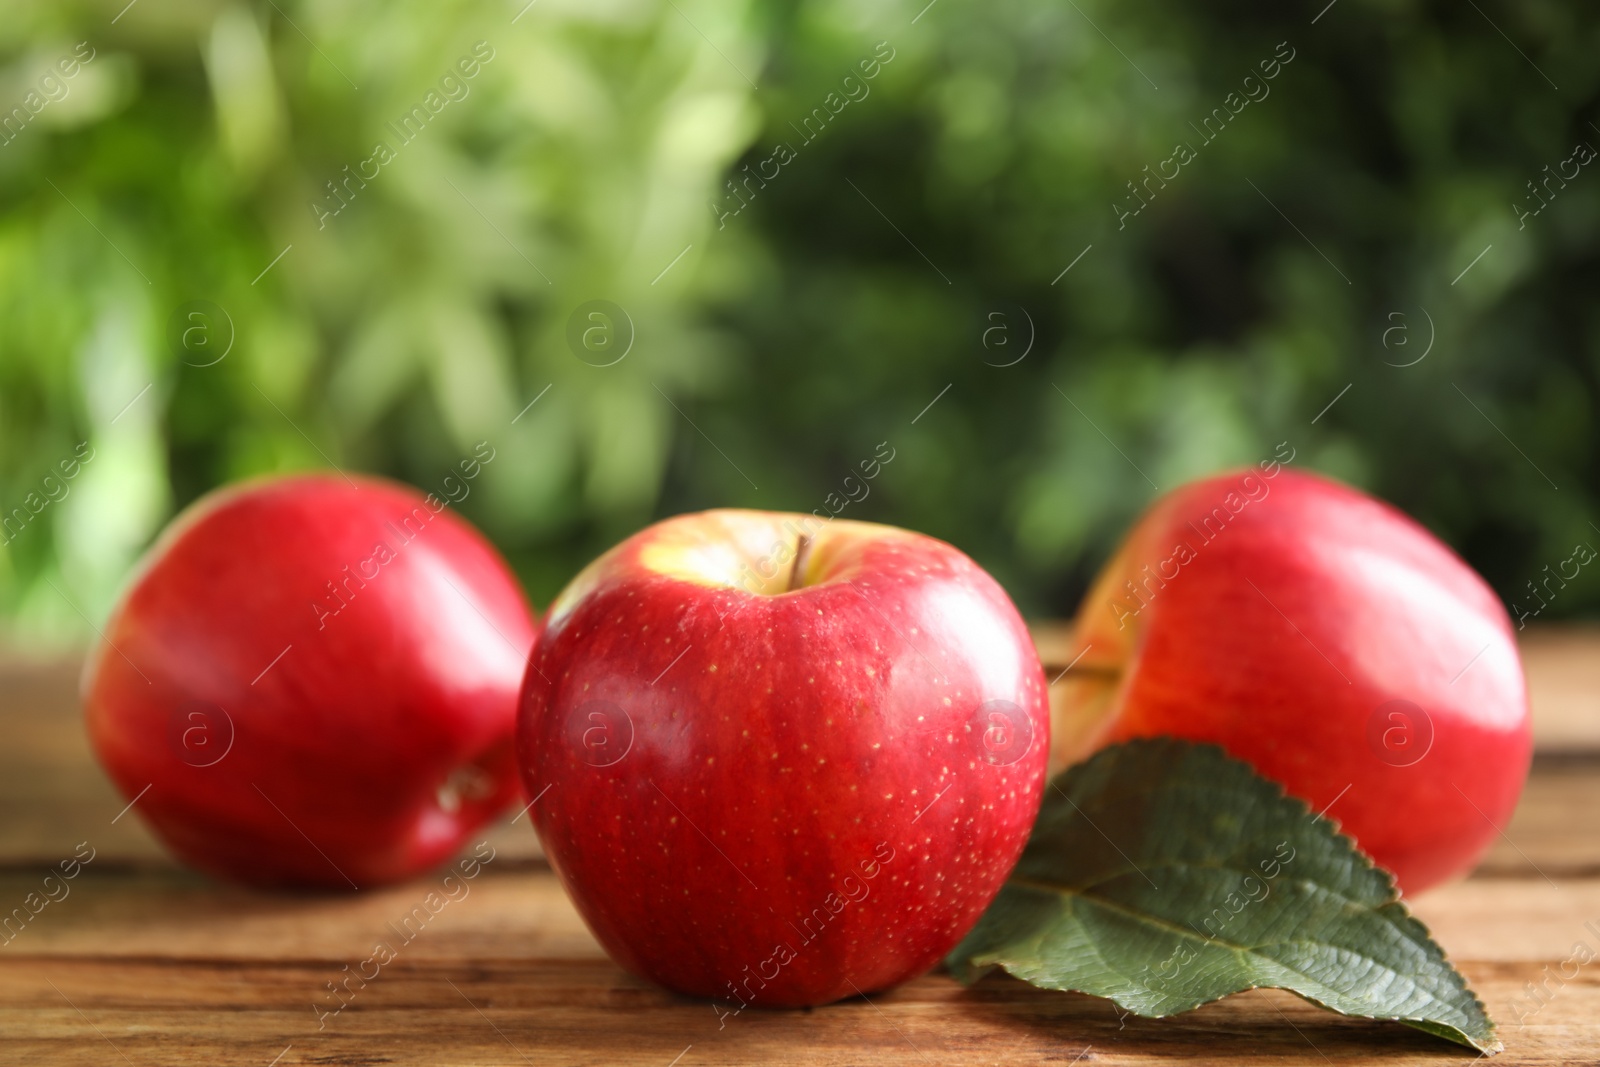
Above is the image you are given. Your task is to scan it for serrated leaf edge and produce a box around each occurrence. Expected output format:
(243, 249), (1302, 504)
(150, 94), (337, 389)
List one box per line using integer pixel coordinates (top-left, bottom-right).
(952, 739), (1501, 1055)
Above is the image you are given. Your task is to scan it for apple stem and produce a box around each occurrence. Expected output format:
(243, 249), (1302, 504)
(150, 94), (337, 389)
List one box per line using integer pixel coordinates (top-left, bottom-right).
(788, 534), (813, 592)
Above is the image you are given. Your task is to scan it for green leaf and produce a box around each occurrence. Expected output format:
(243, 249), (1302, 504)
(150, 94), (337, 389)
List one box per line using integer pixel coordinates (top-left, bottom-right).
(947, 739), (1499, 1054)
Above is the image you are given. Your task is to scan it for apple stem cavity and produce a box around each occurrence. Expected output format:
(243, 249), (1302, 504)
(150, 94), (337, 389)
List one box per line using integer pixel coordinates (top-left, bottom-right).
(787, 533), (813, 592)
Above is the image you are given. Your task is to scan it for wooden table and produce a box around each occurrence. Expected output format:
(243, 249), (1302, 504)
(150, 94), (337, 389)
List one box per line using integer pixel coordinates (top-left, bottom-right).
(4, 626), (1597, 1065)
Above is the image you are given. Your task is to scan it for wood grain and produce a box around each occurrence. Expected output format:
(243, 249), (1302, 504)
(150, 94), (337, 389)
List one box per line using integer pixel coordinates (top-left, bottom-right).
(1, 864), (1592, 966)
(1520, 624), (1600, 751)
(3, 632), (1598, 1065)
(3, 951), (1596, 1065)
(1478, 757), (1600, 878)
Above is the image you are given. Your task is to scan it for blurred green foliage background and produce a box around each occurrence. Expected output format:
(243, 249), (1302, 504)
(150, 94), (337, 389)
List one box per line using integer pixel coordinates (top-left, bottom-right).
(1, 0), (1597, 645)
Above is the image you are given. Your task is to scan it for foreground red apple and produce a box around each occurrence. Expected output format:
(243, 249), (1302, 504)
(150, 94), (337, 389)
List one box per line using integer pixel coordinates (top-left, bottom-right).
(85, 472), (535, 888)
(517, 510), (1048, 1008)
(1057, 465), (1531, 894)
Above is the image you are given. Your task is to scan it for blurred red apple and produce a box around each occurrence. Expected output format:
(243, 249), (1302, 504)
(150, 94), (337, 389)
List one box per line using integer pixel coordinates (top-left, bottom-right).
(84, 472), (535, 889)
(518, 510), (1048, 1008)
(1056, 465), (1531, 894)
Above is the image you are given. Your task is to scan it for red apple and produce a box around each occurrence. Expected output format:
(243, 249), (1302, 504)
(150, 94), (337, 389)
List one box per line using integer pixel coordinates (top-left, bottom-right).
(84, 472), (536, 889)
(517, 510), (1048, 1007)
(1056, 465), (1531, 894)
